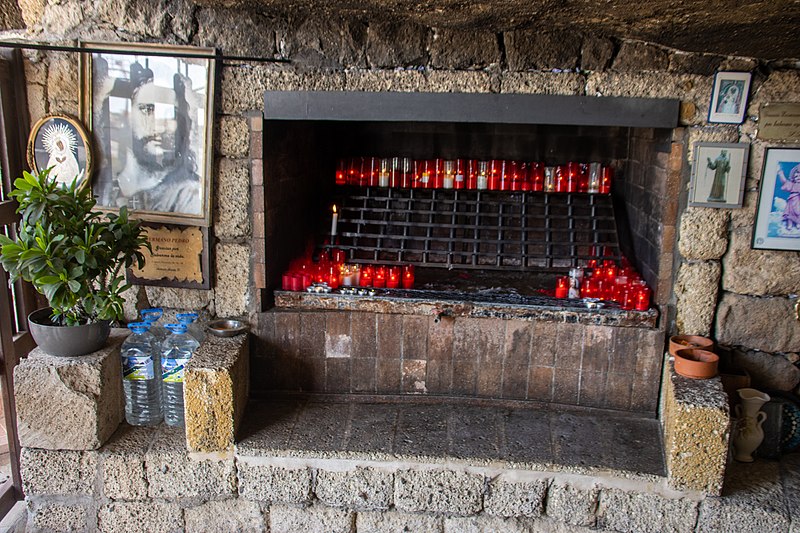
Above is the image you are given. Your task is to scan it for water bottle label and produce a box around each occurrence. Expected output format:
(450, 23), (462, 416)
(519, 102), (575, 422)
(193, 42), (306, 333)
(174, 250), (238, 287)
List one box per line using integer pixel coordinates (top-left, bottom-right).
(123, 356), (155, 380)
(162, 358), (189, 383)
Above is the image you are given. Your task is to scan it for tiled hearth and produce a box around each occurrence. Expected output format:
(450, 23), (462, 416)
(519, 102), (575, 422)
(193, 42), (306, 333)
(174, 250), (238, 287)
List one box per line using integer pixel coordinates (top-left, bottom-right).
(253, 310), (665, 413)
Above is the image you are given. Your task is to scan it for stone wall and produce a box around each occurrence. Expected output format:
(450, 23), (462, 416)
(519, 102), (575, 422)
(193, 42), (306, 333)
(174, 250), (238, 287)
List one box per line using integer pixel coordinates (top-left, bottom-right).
(10, 0), (800, 390)
(20, 428), (707, 533)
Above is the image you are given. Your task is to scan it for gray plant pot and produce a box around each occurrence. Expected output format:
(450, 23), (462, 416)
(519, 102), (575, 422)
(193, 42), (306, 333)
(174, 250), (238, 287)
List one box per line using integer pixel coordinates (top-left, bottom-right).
(28, 308), (111, 357)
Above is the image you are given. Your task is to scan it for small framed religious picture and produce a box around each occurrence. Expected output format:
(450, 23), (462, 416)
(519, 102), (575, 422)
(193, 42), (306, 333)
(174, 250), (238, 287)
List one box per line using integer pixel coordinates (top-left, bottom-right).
(752, 147), (800, 251)
(26, 114), (93, 189)
(80, 42), (217, 226)
(708, 71), (752, 124)
(689, 142), (749, 208)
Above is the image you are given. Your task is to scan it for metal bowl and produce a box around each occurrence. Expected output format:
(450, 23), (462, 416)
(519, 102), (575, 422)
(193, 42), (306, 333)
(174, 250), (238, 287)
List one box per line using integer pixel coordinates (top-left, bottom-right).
(207, 319), (248, 337)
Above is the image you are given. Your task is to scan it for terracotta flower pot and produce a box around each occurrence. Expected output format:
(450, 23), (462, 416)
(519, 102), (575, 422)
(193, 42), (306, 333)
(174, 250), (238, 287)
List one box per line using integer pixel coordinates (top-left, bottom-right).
(669, 334), (714, 356)
(674, 348), (719, 379)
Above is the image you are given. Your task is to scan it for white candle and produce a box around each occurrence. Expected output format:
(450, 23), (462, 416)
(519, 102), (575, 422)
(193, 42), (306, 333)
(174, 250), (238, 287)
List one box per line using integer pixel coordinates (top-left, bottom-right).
(331, 205), (338, 238)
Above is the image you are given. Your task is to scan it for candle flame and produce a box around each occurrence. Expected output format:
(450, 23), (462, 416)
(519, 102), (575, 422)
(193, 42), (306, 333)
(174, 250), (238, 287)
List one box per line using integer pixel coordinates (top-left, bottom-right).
(333, 204), (337, 214)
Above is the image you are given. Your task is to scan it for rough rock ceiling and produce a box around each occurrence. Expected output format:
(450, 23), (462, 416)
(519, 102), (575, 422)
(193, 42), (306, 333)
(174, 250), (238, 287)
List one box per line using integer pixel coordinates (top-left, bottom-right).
(195, 0), (800, 60)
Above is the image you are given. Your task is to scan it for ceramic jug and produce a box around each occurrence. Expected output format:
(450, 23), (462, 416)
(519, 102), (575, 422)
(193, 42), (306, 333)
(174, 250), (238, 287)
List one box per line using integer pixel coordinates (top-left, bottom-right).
(732, 388), (770, 462)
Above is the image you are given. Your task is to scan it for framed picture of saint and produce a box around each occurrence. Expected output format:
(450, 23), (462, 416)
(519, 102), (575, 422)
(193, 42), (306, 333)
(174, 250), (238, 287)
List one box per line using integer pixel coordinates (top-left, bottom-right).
(26, 114), (93, 190)
(708, 71), (752, 124)
(80, 42), (216, 226)
(753, 148), (800, 251)
(689, 142), (749, 208)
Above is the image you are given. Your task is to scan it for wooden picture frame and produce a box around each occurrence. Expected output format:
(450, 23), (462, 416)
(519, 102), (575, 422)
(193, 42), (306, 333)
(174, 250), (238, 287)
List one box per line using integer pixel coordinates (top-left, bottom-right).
(753, 147), (800, 251)
(708, 71), (752, 124)
(689, 142), (749, 208)
(80, 42), (216, 226)
(26, 114), (93, 189)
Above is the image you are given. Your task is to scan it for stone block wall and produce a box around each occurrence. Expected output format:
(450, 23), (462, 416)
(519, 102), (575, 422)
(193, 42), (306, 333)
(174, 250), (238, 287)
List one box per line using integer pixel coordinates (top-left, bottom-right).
(252, 309), (665, 413)
(22, 426), (705, 533)
(22, 430), (800, 532)
(616, 127), (683, 304)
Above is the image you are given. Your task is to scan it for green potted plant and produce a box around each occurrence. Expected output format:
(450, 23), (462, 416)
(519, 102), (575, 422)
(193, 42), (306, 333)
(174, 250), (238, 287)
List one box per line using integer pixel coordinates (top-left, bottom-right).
(0, 168), (149, 356)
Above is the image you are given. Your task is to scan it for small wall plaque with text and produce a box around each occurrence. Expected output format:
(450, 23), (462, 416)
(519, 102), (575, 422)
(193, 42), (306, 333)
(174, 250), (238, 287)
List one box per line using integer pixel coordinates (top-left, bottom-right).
(758, 103), (800, 141)
(129, 225), (211, 289)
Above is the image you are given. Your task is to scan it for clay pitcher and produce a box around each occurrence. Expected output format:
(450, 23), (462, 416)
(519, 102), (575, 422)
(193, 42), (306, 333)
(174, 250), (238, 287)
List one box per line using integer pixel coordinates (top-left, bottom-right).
(732, 388), (770, 462)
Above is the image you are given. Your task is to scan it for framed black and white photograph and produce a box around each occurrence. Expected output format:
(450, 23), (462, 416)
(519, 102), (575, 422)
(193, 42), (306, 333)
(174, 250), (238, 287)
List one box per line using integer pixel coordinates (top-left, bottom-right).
(27, 114), (93, 189)
(689, 142), (749, 208)
(80, 42), (216, 226)
(753, 147), (800, 251)
(708, 71), (752, 124)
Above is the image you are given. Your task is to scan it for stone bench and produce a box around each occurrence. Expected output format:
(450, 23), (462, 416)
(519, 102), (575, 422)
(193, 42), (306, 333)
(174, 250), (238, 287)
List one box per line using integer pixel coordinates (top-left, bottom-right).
(660, 354), (730, 495)
(14, 329), (248, 453)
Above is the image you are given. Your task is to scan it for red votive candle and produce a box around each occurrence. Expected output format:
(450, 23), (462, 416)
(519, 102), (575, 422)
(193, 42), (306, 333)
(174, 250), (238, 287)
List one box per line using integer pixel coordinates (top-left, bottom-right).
(566, 162), (580, 193)
(398, 157), (413, 188)
(402, 264), (415, 289)
(620, 286), (635, 310)
(387, 266), (401, 288)
(332, 248), (346, 264)
(282, 273), (292, 291)
(364, 157), (378, 187)
(555, 165), (567, 192)
(290, 274), (302, 292)
(373, 266), (386, 288)
(432, 159), (444, 189)
(327, 265), (340, 289)
(301, 273), (312, 290)
(600, 166), (613, 194)
(635, 286), (651, 311)
(416, 160), (434, 188)
(348, 157), (361, 185)
(555, 276), (569, 298)
(529, 162), (544, 191)
(466, 160), (479, 190)
(490, 159), (505, 191)
(604, 264), (617, 282)
(579, 163), (587, 192)
(581, 277), (597, 298)
(359, 265), (374, 287)
(336, 159), (348, 185)
(454, 159), (466, 189)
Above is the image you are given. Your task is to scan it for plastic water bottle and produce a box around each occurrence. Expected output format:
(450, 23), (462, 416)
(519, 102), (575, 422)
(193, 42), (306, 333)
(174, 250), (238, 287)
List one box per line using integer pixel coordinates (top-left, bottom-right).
(161, 323), (200, 427)
(176, 312), (205, 343)
(121, 322), (162, 426)
(141, 308), (168, 347)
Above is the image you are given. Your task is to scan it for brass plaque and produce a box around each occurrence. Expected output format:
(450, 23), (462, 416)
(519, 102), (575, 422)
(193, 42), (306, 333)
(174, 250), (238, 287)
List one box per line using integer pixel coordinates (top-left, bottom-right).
(758, 103), (800, 141)
(131, 226), (204, 283)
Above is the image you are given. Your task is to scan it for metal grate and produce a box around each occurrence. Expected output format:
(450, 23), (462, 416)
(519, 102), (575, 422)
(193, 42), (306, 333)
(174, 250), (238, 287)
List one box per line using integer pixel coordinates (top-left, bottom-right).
(329, 188), (622, 272)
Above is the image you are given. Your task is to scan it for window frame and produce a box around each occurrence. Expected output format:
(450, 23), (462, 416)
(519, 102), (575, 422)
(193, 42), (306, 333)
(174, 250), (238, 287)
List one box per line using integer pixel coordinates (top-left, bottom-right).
(0, 47), (36, 514)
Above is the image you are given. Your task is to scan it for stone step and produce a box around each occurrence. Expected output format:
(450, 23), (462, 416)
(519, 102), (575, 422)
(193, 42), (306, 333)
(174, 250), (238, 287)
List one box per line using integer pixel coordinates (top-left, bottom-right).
(239, 396), (666, 478)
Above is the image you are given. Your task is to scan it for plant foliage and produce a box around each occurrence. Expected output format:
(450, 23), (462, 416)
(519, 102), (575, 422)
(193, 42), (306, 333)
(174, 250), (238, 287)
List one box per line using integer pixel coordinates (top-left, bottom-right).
(0, 169), (150, 326)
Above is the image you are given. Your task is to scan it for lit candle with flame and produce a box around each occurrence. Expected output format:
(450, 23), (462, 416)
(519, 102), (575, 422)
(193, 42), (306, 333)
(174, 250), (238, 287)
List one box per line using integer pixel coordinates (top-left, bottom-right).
(330, 204), (338, 238)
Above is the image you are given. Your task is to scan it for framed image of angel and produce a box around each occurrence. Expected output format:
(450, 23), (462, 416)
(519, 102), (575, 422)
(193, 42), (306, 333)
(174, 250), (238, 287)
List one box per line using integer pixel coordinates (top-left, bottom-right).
(27, 114), (93, 189)
(80, 42), (216, 226)
(752, 148), (800, 251)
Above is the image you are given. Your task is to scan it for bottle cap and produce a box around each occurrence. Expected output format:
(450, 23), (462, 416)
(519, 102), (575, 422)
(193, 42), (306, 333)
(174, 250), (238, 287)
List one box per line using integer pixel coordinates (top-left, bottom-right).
(165, 323), (188, 334)
(176, 312), (198, 324)
(141, 308), (164, 322)
(127, 322), (148, 334)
